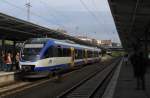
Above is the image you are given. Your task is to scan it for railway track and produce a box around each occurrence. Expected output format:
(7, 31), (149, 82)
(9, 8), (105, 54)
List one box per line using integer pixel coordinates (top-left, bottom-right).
(0, 63), (102, 97)
(0, 78), (50, 97)
(0, 58), (119, 98)
(57, 58), (120, 98)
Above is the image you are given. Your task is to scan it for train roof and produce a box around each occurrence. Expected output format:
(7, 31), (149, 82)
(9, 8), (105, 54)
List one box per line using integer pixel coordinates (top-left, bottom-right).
(28, 38), (101, 51)
(54, 41), (100, 51)
(54, 39), (101, 51)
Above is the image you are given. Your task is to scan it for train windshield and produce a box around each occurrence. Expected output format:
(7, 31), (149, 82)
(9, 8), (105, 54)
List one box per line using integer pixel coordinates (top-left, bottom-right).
(23, 48), (41, 55)
(21, 44), (43, 61)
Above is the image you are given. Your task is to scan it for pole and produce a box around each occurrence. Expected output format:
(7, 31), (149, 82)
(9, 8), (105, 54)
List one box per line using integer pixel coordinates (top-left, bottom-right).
(85, 32), (88, 41)
(75, 26), (79, 36)
(2, 39), (5, 53)
(26, 0), (31, 21)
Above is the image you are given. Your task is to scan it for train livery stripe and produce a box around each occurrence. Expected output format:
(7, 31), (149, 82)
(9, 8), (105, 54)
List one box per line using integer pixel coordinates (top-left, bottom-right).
(36, 57), (72, 67)
(34, 63), (70, 71)
(34, 59), (91, 71)
(34, 59), (93, 71)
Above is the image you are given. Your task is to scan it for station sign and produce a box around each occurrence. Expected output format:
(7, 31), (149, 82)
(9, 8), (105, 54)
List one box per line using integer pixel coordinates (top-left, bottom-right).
(4, 40), (14, 45)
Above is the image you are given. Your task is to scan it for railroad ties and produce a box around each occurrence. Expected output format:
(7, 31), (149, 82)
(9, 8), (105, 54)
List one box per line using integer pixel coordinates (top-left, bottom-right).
(57, 58), (121, 98)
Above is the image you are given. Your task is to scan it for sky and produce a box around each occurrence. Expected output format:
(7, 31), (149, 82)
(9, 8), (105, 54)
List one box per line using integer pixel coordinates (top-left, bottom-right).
(0, 0), (120, 43)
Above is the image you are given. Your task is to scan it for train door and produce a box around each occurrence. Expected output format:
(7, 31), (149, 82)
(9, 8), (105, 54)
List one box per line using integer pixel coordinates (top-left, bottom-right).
(70, 47), (75, 67)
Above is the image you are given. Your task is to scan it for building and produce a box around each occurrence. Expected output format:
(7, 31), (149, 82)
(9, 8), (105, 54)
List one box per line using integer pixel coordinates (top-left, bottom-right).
(97, 40), (112, 46)
(77, 36), (114, 47)
(77, 36), (92, 43)
(100, 40), (112, 46)
(97, 40), (102, 45)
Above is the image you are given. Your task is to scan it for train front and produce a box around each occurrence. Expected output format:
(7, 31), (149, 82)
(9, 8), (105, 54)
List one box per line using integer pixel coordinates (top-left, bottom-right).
(18, 41), (49, 78)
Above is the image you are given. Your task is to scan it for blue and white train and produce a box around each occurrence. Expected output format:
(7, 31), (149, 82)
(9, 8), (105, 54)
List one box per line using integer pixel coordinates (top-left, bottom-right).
(19, 38), (101, 78)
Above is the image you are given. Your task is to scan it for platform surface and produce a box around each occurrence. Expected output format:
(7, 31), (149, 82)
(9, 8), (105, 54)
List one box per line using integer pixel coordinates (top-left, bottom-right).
(113, 60), (150, 98)
(0, 72), (14, 76)
(0, 71), (14, 85)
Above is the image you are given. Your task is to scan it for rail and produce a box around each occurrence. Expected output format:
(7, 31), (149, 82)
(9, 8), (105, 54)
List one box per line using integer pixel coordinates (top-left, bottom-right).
(57, 58), (121, 98)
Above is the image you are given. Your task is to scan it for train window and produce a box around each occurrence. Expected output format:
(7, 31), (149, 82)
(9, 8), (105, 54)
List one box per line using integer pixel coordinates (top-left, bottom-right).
(78, 49), (83, 59)
(67, 48), (71, 56)
(58, 47), (63, 57)
(87, 51), (89, 58)
(52, 46), (58, 57)
(43, 47), (53, 58)
(95, 51), (97, 57)
(83, 50), (85, 58)
(87, 50), (93, 58)
(72, 49), (84, 59)
(93, 51), (95, 57)
(74, 49), (83, 59)
(62, 48), (66, 56)
(91, 51), (93, 57)
(92, 51), (94, 57)
(94, 51), (97, 57)
(97, 51), (99, 57)
(96, 51), (98, 57)
(62, 48), (71, 57)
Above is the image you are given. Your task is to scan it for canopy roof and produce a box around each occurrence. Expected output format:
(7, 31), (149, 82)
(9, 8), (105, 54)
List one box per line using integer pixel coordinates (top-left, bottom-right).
(0, 13), (95, 46)
(108, 0), (150, 50)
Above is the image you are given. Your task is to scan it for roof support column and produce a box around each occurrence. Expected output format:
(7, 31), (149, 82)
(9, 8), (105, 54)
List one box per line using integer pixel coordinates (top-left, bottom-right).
(13, 40), (16, 64)
(2, 39), (5, 53)
(144, 30), (148, 60)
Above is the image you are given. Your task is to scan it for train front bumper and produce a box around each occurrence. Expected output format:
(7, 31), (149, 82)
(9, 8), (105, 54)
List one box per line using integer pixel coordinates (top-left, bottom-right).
(14, 70), (50, 79)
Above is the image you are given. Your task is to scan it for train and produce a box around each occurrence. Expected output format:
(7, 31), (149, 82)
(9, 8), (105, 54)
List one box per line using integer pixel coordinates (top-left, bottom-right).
(18, 38), (101, 78)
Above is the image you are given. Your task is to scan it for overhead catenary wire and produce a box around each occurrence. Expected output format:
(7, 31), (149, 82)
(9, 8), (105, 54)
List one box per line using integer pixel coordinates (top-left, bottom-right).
(91, 0), (104, 24)
(91, 0), (100, 12)
(1, 0), (63, 28)
(79, 0), (103, 26)
(79, 0), (108, 38)
(1, 0), (111, 40)
(128, 0), (141, 44)
(39, 0), (82, 36)
(39, 0), (70, 22)
(39, 0), (85, 36)
(38, 0), (68, 29)
(130, 0), (140, 33)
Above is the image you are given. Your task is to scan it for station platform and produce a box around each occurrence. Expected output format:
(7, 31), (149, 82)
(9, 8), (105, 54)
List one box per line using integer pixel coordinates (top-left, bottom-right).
(0, 72), (14, 86)
(103, 58), (150, 98)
